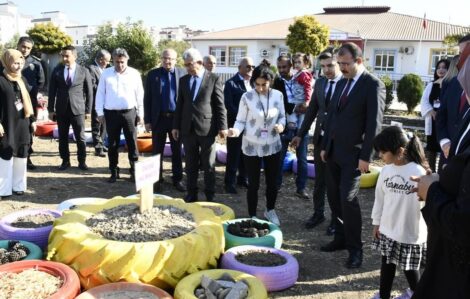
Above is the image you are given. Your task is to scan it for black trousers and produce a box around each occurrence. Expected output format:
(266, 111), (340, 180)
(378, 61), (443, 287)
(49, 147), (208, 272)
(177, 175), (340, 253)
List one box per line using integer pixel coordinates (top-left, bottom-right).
(182, 133), (216, 198)
(224, 134), (246, 186)
(56, 104), (86, 163)
(104, 108), (138, 171)
(244, 151), (281, 217)
(151, 114), (183, 183)
(312, 139), (328, 216)
(91, 106), (106, 150)
(326, 145), (363, 251)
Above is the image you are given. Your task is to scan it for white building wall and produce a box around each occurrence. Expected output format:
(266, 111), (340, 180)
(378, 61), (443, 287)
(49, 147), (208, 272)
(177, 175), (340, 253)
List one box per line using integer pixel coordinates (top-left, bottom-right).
(66, 26), (96, 46)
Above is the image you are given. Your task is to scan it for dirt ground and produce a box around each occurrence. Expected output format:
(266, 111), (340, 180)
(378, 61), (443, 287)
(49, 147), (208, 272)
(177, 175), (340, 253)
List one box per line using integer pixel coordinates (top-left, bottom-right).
(0, 134), (411, 299)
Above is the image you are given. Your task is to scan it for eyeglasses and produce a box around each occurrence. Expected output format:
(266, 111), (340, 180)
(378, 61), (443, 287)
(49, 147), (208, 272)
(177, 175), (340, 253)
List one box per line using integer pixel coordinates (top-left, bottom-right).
(246, 65), (255, 69)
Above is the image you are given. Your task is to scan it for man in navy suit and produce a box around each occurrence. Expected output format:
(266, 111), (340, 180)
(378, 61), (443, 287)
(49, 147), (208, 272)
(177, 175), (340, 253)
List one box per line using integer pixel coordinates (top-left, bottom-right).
(320, 43), (385, 268)
(144, 49), (186, 192)
(223, 57), (254, 193)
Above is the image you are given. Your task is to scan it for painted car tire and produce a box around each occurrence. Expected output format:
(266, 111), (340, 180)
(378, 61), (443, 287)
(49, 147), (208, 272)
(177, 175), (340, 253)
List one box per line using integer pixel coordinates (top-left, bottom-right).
(76, 282), (173, 298)
(216, 144), (227, 164)
(292, 156), (315, 178)
(360, 165), (382, 188)
(283, 151), (295, 172)
(223, 218), (283, 250)
(220, 245), (299, 291)
(57, 197), (108, 212)
(0, 240), (43, 261)
(35, 121), (57, 137)
(136, 133), (153, 153)
(193, 202), (235, 221)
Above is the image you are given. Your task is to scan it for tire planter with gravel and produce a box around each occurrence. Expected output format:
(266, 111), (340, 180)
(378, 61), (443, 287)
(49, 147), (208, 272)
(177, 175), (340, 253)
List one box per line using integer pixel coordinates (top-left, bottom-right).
(174, 269), (267, 299)
(136, 133), (153, 153)
(47, 197), (225, 290)
(220, 245), (299, 291)
(223, 218), (283, 250)
(0, 209), (61, 249)
(360, 165), (382, 188)
(292, 156), (315, 178)
(0, 259), (81, 299)
(75, 282), (173, 298)
(35, 121), (57, 136)
(193, 202), (235, 222)
(216, 144), (227, 164)
(125, 193), (178, 200)
(0, 240), (43, 262)
(57, 197), (108, 212)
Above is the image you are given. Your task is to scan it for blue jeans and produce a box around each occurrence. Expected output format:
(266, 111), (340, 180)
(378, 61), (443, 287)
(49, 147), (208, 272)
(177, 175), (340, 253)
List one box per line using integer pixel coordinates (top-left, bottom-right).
(277, 128), (308, 192)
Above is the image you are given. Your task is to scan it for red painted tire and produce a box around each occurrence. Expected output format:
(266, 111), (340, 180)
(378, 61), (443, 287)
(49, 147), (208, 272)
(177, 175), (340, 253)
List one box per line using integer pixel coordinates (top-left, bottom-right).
(35, 121), (57, 136)
(76, 282), (173, 298)
(220, 245), (299, 291)
(292, 156), (315, 178)
(137, 133), (153, 153)
(0, 260), (80, 299)
(0, 209), (61, 249)
(216, 144), (227, 164)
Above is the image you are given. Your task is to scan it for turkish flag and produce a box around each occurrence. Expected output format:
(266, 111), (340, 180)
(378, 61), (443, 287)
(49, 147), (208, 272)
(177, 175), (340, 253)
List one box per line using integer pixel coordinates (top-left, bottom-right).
(423, 13), (427, 29)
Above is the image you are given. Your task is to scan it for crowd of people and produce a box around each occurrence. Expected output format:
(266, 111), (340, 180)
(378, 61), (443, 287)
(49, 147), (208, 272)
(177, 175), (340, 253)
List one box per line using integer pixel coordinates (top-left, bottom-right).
(0, 33), (469, 298)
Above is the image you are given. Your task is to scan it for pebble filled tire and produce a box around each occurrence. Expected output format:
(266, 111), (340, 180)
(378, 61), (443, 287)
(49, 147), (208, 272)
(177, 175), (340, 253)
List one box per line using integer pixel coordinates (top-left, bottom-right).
(0, 209), (61, 249)
(57, 197), (108, 212)
(216, 144), (227, 164)
(47, 197), (224, 290)
(76, 282), (173, 298)
(0, 260), (81, 299)
(220, 245), (299, 291)
(0, 240), (43, 260)
(193, 202), (235, 221)
(292, 156), (315, 178)
(35, 121), (57, 136)
(125, 194), (178, 200)
(223, 218), (283, 250)
(174, 269), (267, 299)
(360, 166), (382, 188)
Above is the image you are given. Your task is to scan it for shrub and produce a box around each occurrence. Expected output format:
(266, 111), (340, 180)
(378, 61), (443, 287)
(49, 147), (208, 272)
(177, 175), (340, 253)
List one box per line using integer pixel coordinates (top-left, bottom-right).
(397, 74), (424, 113)
(380, 75), (394, 112)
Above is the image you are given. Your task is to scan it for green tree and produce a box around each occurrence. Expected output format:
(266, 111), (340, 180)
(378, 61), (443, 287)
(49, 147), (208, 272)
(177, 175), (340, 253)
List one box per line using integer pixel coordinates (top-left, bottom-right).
(26, 23), (73, 54)
(82, 20), (158, 74)
(443, 32), (469, 47)
(2, 33), (20, 50)
(155, 39), (191, 67)
(380, 75), (394, 112)
(286, 15), (329, 56)
(397, 74), (424, 113)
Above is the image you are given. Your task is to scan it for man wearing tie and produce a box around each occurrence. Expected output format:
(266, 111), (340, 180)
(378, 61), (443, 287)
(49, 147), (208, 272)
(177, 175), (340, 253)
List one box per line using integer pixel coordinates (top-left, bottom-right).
(320, 43), (385, 269)
(223, 56), (254, 194)
(291, 49), (342, 233)
(144, 48), (186, 192)
(48, 45), (93, 171)
(172, 48), (227, 202)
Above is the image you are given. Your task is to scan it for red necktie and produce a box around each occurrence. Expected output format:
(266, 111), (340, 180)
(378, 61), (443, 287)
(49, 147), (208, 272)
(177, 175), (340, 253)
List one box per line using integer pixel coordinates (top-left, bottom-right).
(338, 79), (353, 109)
(459, 91), (468, 114)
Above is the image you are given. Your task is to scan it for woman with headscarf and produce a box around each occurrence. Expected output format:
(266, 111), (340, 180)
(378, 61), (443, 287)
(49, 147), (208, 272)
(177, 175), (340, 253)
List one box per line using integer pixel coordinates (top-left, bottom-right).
(0, 49), (35, 198)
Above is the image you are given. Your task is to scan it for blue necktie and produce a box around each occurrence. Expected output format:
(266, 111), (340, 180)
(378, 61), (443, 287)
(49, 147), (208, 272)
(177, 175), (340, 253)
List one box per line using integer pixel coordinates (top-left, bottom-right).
(190, 76), (197, 101)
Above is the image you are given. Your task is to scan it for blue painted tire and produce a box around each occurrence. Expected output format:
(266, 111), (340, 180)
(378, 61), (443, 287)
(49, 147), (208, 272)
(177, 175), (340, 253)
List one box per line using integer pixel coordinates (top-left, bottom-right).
(104, 133), (126, 147)
(216, 144), (227, 164)
(0, 240), (43, 261)
(292, 157), (315, 178)
(223, 218), (283, 250)
(220, 245), (299, 291)
(283, 151), (295, 172)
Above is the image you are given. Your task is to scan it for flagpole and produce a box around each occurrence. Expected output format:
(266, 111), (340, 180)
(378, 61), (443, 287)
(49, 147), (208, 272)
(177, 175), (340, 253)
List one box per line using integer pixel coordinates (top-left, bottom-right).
(416, 13), (426, 74)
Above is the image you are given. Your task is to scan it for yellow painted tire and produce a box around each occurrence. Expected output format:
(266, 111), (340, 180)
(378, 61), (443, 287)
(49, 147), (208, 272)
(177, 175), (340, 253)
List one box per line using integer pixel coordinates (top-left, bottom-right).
(174, 269), (267, 299)
(193, 202), (235, 222)
(47, 197), (224, 290)
(360, 166), (382, 188)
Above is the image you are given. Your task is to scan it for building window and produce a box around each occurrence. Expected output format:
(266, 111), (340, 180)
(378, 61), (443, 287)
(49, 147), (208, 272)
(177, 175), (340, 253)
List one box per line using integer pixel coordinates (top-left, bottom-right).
(209, 46), (226, 66)
(374, 49), (395, 72)
(229, 46), (247, 67)
(429, 48), (457, 73)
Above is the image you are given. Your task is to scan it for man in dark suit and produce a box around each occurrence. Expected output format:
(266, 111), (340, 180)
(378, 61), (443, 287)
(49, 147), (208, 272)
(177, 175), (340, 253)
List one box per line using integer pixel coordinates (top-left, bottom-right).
(172, 48), (227, 202)
(144, 48), (186, 192)
(17, 36), (45, 170)
(320, 42), (385, 269)
(87, 49), (111, 158)
(223, 56), (254, 194)
(48, 45), (93, 171)
(292, 49), (342, 233)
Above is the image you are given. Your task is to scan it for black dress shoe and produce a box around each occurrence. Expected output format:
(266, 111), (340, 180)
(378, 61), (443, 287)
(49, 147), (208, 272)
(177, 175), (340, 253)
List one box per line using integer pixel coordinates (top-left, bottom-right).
(95, 148), (106, 157)
(296, 189), (310, 200)
(225, 185), (237, 194)
(237, 179), (249, 188)
(305, 214), (326, 229)
(320, 240), (346, 252)
(58, 161), (71, 170)
(27, 158), (36, 170)
(184, 194), (198, 203)
(345, 250), (363, 269)
(173, 181), (186, 192)
(13, 191), (24, 196)
(78, 163), (89, 171)
(108, 168), (120, 183)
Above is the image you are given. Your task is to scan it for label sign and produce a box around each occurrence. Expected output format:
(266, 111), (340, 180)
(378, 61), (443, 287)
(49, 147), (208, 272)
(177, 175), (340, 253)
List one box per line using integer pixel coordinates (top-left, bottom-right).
(135, 155), (160, 192)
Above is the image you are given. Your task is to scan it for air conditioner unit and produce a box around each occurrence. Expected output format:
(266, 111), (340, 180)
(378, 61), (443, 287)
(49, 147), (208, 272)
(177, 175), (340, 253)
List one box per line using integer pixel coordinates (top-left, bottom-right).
(399, 47), (405, 53)
(260, 49), (270, 57)
(404, 46), (414, 55)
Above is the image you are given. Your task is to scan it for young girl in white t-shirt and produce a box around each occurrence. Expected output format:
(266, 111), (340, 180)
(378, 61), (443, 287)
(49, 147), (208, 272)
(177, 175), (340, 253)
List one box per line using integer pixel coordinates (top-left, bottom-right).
(371, 126), (429, 299)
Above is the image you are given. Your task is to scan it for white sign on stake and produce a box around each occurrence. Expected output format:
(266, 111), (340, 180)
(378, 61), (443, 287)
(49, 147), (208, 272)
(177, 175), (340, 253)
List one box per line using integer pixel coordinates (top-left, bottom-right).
(134, 154), (160, 213)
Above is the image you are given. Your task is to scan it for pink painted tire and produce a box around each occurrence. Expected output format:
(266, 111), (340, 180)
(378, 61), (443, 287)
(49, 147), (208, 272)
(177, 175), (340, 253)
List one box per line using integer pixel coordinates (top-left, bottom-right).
(220, 245), (299, 291)
(292, 157), (315, 178)
(216, 144), (227, 164)
(0, 209), (61, 249)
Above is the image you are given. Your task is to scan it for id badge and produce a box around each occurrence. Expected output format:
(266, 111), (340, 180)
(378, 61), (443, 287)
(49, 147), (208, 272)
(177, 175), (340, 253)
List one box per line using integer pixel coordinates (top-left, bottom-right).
(15, 99), (23, 111)
(433, 99), (440, 109)
(261, 128), (268, 139)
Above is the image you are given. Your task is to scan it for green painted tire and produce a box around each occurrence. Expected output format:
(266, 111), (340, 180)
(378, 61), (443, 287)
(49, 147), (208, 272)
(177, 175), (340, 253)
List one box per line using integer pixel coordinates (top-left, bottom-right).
(0, 240), (43, 261)
(223, 218), (283, 250)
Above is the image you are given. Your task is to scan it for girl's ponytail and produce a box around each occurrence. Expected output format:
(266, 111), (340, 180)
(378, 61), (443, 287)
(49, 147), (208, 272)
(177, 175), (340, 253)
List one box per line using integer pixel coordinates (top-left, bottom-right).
(405, 132), (430, 170)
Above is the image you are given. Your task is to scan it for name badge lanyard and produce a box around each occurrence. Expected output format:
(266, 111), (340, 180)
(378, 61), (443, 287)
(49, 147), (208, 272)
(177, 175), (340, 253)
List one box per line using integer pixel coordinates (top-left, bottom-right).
(257, 89), (270, 128)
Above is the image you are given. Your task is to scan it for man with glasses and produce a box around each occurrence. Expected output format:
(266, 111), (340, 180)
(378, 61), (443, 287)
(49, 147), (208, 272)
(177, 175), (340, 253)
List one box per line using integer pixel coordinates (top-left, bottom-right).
(320, 42), (385, 269)
(172, 48), (227, 202)
(144, 48), (187, 192)
(223, 57), (254, 194)
(292, 48), (342, 234)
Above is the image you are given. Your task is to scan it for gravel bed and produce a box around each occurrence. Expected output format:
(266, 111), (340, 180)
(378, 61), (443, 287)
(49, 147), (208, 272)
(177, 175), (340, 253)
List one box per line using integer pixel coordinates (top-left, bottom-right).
(10, 214), (55, 228)
(227, 220), (270, 238)
(235, 250), (287, 267)
(94, 291), (158, 299)
(0, 241), (30, 265)
(0, 269), (62, 299)
(86, 204), (196, 242)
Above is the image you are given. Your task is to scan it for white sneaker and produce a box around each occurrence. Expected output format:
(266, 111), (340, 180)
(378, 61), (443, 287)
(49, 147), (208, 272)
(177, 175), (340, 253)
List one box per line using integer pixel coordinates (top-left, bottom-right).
(395, 288), (413, 299)
(264, 209), (280, 226)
